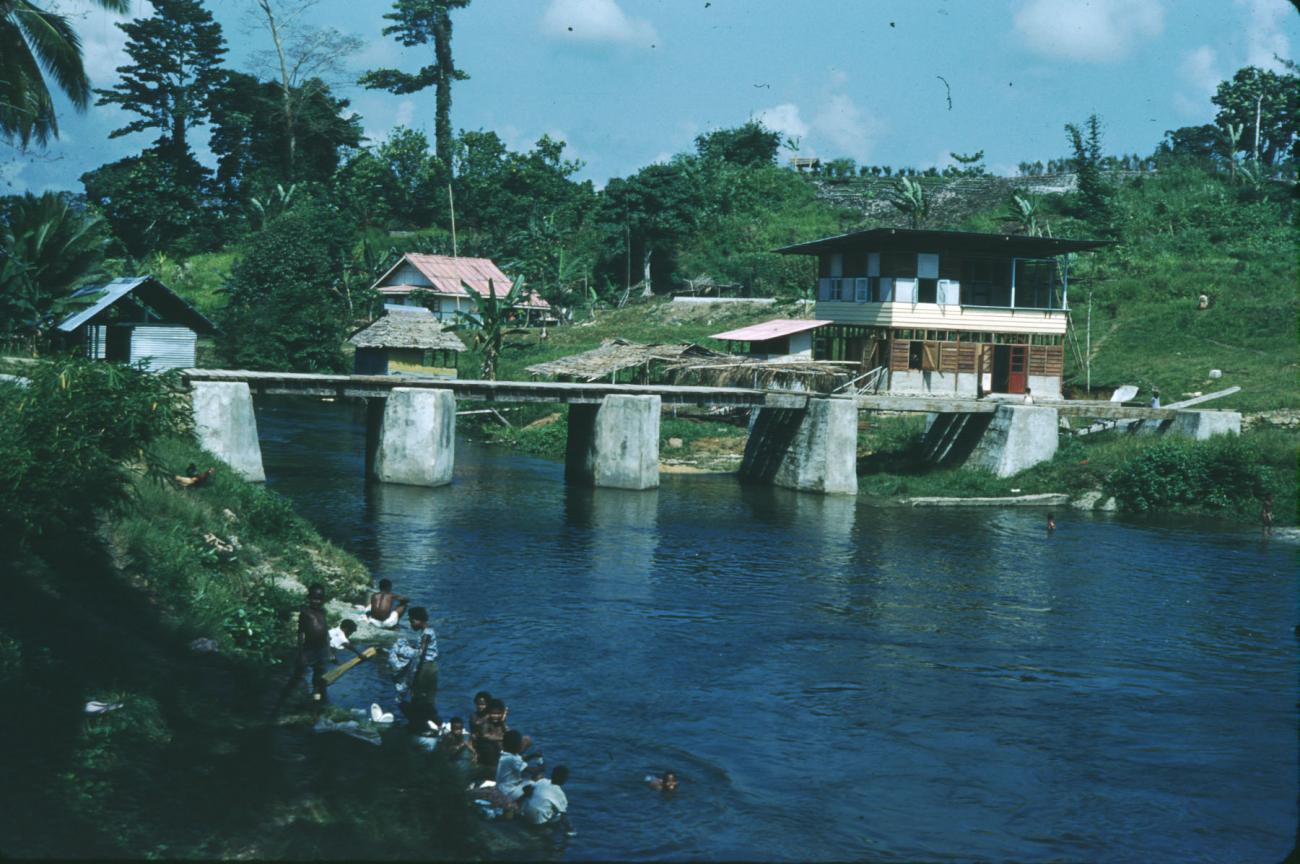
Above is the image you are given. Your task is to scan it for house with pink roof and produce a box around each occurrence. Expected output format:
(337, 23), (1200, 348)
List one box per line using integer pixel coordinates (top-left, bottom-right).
(370, 253), (552, 325)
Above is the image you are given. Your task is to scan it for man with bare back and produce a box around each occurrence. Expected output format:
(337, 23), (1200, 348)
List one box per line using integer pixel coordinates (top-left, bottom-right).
(368, 578), (409, 628)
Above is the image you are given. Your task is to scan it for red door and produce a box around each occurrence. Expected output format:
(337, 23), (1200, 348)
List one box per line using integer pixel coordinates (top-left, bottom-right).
(1007, 346), (1028, 394)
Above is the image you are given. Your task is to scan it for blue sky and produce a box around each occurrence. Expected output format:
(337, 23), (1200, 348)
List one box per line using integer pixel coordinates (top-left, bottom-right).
(6, 0), (1298, 192)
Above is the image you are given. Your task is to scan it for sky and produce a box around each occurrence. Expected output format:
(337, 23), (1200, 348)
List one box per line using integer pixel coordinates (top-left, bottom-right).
(6, 0), (1298, 192)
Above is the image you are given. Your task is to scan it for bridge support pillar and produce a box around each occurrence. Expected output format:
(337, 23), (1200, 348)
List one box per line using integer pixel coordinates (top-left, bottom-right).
(565, 395), (660, 490)
(369, 388), (455, 486)
(1166, 409), (1241, 440)
(964, 404), (1058, 478)
(740, 397), (858, 494)
(191, 381), (265, 482)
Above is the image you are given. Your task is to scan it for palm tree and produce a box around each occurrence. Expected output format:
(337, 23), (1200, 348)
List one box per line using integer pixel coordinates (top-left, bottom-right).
(1, 0), (130, 147)
(448, 276), (529, 380)
(0, 192), (110, 334)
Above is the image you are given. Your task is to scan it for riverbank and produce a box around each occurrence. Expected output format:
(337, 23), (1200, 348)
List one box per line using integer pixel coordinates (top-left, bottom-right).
(470, 406), (1295, 526)
(0, 361), (487, 858)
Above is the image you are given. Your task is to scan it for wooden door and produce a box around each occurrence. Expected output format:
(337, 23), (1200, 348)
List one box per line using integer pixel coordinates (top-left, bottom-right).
(1007, 346), (1028, 394)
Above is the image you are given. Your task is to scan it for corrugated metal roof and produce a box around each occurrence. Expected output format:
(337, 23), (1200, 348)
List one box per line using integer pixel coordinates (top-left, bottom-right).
(711, 319), (833, 342)
(373, 254), (550, 309)
(56, 276), (215, 334)
(773, 228), (1110, 257)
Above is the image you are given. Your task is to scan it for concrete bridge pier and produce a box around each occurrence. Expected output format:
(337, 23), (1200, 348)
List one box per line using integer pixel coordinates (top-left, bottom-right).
(740, 397), (858, 494)
(964, 404), (1059, 478)
(367, 388), (455, 486)
(565, 394), (661, 490)
(192, 381), (265, 482)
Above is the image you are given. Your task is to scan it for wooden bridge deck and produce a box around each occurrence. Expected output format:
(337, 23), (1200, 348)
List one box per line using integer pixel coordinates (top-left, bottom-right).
(181, 369), (1188, 420)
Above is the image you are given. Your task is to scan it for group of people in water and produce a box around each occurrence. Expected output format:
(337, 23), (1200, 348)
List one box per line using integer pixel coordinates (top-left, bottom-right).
(271, 578), (594, 835)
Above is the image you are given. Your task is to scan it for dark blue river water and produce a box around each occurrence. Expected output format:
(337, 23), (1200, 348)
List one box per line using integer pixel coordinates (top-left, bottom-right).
(256, 396), (1297, 862)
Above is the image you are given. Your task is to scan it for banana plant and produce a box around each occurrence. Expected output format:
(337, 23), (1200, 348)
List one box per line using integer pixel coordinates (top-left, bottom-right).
(886, 176), (929, 229)
(448, 275), (530, 380)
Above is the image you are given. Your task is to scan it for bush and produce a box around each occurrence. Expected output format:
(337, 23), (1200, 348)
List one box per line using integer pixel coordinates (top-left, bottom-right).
(1107, 436), (1270, 512)
(0, 358), (190, 546)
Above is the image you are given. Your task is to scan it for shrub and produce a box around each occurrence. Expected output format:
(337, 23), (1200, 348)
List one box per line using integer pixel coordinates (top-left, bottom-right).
(0, 358), (190, 547)
(1107, 437), (1270, 512)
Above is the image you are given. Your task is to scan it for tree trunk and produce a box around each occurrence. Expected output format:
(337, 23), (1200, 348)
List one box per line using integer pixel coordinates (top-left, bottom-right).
(641, 247), (653, 298)
(433, 15), (454, 169)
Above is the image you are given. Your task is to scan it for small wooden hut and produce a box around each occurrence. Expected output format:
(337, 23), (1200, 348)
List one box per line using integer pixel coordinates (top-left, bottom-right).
(55, 275), (214, 371)
(348, 307), (466, 377)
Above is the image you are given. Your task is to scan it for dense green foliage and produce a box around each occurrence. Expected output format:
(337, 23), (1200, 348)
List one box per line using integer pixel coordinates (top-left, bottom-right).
(0, 192), (110, 334)
(0, 358), (189, 543)
(220, 200), (354, 371)
(0, 0), (129, 146)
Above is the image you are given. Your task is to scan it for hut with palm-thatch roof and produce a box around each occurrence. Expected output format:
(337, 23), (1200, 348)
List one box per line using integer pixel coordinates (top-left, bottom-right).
(348, 307), (466, 377)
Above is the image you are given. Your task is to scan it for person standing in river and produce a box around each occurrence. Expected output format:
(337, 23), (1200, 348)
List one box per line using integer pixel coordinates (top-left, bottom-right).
(1261, 494), (1274, 535)
(389, 606), (438, 721)
(270, 583), (330, 716)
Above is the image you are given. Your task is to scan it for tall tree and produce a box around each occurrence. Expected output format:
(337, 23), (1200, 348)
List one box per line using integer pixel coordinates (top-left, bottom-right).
(1065, 113), (1111, 226)
(0, 0), (129, 146)
(1211, 65), (1299, 168)
(359, 0), (470, 168)
(94, 0), (227, 163)
(209, 70), (361, 207)
(247, 0), (361, 179)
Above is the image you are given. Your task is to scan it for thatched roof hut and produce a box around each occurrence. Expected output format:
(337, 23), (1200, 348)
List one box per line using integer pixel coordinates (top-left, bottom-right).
(527, 338), (723, 383)
(348, 307), (466, 352)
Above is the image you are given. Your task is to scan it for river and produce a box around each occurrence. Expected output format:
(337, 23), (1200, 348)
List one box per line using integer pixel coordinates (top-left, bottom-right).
(255, 396), (1297, 862)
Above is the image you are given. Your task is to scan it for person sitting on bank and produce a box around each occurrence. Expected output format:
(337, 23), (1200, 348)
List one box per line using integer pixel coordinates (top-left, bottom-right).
(368, 579), (409, 628)
(388, 607), (438, 722)
(522, 765), (571, 832)
(495, 730), (543, 804)
(647, 770), (679, 792)
(270, 583), (330, 716)
(440, 716), (478, 764)
(1023, 387), (1034, 405)
(328, 619), (364, 662)
(1150, 387), (1161, 409)
(175, 464), (216, 488)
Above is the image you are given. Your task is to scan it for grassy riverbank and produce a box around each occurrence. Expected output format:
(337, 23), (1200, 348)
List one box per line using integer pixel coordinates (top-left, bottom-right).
(856, 415), (1296, 524)
(0, 360), (485, 858)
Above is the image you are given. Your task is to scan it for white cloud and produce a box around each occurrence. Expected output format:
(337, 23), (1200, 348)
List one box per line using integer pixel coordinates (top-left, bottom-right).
(539, 0), (658, 45)
(756, 93), (881, 164)
(1181, 46), (1221, 100)
(1013, 0), (1164, 63)
(755, 103), (809, 145)
(1236, 0), (1291, 71)
(811, 94), (880, 164)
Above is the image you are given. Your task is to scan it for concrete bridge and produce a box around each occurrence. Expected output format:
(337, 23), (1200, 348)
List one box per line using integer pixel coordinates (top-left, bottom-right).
(183, 369), (1241, 496)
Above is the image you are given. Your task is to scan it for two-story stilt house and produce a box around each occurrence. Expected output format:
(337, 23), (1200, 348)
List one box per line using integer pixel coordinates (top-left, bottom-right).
(775, 228), (1108, 398)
